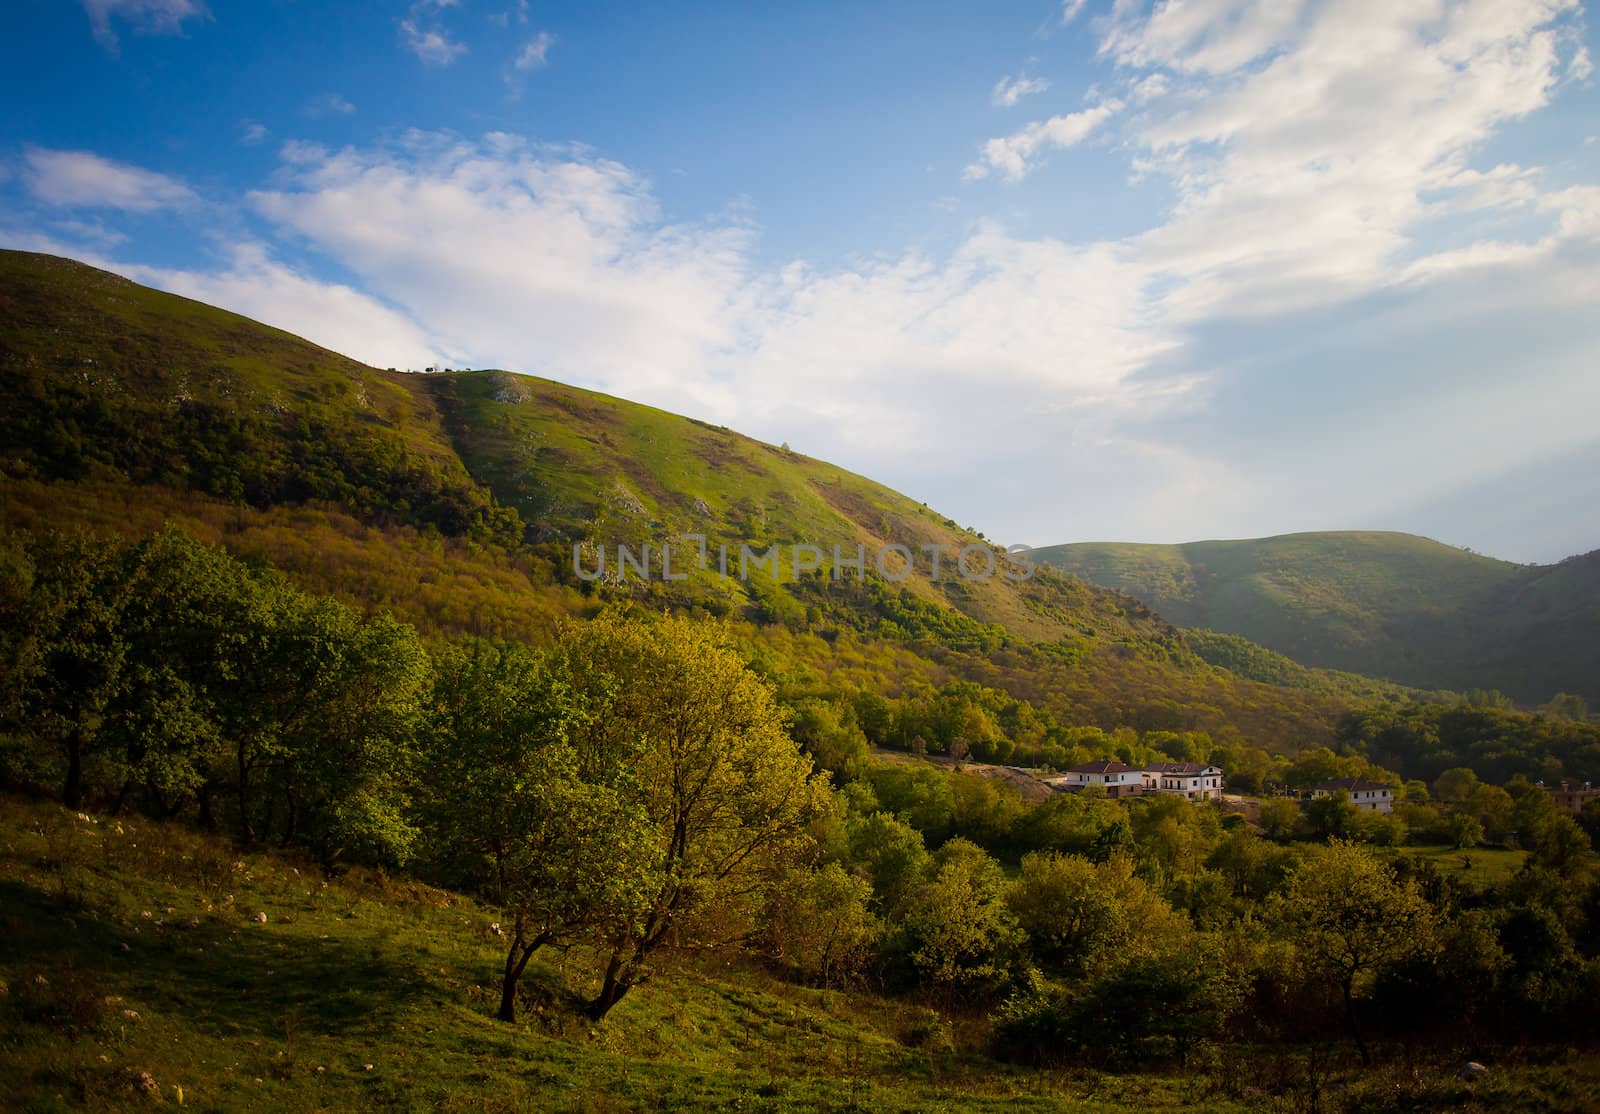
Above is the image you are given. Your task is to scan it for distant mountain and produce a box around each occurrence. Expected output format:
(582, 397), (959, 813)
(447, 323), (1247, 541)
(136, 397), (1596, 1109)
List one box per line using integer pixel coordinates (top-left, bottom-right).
(1028, 532), (1600, 705)
(0, 248), (1429, 749)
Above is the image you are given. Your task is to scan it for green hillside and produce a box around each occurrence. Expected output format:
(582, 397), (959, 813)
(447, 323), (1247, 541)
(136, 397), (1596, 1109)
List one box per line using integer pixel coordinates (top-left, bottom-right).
(0, 795), (1244, 1113)
(0, 248), (1420, 751)
(1028, 533), (1600, 704)
(5, 252), (1600, 1114)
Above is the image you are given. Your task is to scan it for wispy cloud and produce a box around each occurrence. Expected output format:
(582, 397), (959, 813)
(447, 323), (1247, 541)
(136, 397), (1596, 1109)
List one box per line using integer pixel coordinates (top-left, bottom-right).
(51, 218), (129, 247)
(1060, 0), (1087, 25)
(81, 0), (207, 53)
(514, 31), (555, 71)
(991, 74), (1050, 108)
(247, 133), (752, 398)
(23, 147), (197, 212)
(241, 122), (269, 145)
(304, 93), (356, 118)
(965, 100), (1121, 180)
(401, 20), (467, 65)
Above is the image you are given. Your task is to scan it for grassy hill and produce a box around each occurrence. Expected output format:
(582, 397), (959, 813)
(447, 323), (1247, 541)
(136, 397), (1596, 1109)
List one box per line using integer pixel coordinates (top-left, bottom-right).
(7, 795), (1598, 1113)
(0, 795), (1242, 1113)
(1028, 533), (1600, 705)
(0, 248), (1426, 750)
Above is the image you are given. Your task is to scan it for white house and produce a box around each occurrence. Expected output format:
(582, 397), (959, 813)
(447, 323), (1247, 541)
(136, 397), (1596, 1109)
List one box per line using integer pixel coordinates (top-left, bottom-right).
(1058, 760), (1144, 798)
(1143, 762), (1225, 801)
(1311, 778), (1394, 813)
(1054, 760), (1225, 801)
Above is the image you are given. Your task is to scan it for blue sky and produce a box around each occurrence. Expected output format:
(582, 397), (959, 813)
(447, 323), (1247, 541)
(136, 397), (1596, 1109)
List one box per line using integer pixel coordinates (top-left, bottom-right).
(3, 0), (1598, 563)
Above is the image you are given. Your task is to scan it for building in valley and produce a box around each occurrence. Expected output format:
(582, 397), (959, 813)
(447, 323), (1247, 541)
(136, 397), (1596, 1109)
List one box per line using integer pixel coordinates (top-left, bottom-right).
(1052, 760), (1225, 801)
(1543, 780), (1599, 815)
(1143, 762), (1225, 801)
(1310, 777), (1394, 813)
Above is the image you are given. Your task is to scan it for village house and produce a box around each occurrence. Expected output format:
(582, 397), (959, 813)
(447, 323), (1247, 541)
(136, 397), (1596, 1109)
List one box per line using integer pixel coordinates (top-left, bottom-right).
(1542, 779), (1599, 815)
(1054, 760), (1225, 801)
(1310, 777), (1394, 813)
(1143, 761), (1225, 801)
(1057, 760), (1144, 798)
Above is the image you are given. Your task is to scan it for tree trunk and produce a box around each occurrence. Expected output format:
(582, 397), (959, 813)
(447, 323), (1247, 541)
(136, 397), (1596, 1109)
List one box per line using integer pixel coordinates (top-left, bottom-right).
(1343, 977), (1370, 1067)
(280, 790), (298, 849)
(63, 726), (84, 808)
(497, 933), (543, 1023)
(197, 782), (216, 831)
(585, 950), (632, 1021)
(237, 746), (255, 845)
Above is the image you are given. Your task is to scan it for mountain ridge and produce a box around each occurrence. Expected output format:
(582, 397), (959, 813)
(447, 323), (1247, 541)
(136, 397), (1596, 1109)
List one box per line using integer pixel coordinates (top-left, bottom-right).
(0, 248), (1436, 750)
(1028, 531), (1600, 705)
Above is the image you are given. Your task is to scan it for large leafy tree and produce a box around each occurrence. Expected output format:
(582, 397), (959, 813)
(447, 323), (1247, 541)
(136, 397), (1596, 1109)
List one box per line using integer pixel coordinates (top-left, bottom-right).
(424, 640), (659, 1022)
(559, 613), (827, 1021)
(1272, 841), (1438, 1065)
(276, 602), (429, 865)
(1007, 851), (1187, 970)
(900, 837), (1022, 998)
(3, 533), (128, 807)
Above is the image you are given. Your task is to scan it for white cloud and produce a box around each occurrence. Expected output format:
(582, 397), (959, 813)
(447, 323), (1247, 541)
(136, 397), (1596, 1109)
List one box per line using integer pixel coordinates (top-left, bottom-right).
(82, 0), (207, 53)
(1113, 0), (1592, 319)
(401, 19), (467, 66)
(992, 74), (1051, 107)
(248, 133), (753, 399)
(51, 218), (129, 248)
(1569, 41), (1594, 79)
(231, 133), (1178, 485)
(118, 244), (449, 370)
(1061, 0), (1088, 24)
(23, 147), (197, 212)
(965, 99), (1122, 180)
(305, 93), (356, 117)
(241, 122), (269, 145)
(515, 31), (555, 70)
(1100, 0), (1310, 75)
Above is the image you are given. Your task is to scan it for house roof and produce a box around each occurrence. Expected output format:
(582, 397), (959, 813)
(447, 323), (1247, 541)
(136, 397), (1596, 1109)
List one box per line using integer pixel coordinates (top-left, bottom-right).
(1313, 778), (1392, 793)
(1065, 760), (1141, 775)
(1145, 762), (1220, 776)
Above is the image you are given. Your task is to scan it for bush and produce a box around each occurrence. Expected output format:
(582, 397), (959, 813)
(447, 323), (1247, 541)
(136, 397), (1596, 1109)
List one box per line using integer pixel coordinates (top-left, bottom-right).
(764, 863), (881, 986)
(993, 946), (1242, 1069)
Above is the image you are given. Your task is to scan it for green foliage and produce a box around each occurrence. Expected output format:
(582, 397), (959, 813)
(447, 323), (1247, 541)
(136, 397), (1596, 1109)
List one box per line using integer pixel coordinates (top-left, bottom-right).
(763, 862), (881, 986)
(843, 809), (932, 918)
(994, 941), (1244, 1069)
(1272, 841), (1439, 1063)
(1340, 703), (1600, 786)
(1256, 798), (1301, 840)
(896, 838), (1023, 998)
(555, 613), (829, 1019)
(1006, 852), (1187, 970)
(1, 529), (428, 864)
(420, 639), (660, 1020)
(1305, 791), (1359, 841)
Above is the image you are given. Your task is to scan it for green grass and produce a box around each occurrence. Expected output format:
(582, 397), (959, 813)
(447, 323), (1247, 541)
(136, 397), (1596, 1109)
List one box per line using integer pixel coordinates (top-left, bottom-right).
(1400, 844), (1530, 886)
(6, 795), (1599, 1112)
(0, 795), (1258, 1112)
